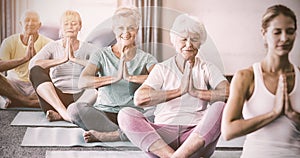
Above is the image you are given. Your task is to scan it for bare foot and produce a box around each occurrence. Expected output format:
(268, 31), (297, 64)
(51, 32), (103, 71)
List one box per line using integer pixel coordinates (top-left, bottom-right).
(46, 110), (63, 122)
(83, 130), (121, 143)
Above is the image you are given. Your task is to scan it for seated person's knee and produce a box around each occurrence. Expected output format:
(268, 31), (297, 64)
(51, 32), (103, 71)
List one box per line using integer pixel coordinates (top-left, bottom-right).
(118, 107), (143, 122)
(67, 102), (89, 121)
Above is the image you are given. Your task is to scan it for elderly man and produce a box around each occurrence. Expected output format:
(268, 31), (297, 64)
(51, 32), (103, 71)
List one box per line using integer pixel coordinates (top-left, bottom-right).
(0, 10), (52, 108)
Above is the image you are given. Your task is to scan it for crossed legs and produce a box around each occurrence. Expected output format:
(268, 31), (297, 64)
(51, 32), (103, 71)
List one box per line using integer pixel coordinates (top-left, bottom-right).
(30, 66), (97, 122)
(118, 101), (225, 158)
(67, 102), (124, 142)
(0, 74), (39, 108)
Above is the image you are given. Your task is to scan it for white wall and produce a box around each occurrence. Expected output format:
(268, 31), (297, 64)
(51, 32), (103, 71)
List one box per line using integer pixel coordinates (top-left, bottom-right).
(13, 0), (300, 75)
(14, 0), (117, 41)
(162, 0), (300, 75)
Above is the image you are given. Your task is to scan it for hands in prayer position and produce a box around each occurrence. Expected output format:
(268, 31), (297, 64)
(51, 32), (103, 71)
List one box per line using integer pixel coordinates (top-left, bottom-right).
(24, 35), (37, 62)
(275, 74), (300, 126)
(114, 44), (137, 82)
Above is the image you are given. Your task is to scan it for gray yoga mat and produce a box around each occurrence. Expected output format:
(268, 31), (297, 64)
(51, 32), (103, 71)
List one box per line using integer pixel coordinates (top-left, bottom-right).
(11, 111), (77, 127)
(212, 150), (242, 158)
(0, 104), (41, 111)
(0, 107), (41, 111)
(20, 127), (245, 148)
(45, 150), (242, 158)
(21, 127), (136, 147)
(46, 151), (148, 158)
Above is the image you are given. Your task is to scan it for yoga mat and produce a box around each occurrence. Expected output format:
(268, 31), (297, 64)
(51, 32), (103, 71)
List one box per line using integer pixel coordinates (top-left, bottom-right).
(21, 127), (136, 148)
(211, 150), (242, 158)
(217, 135), (245, 148)
(11, 111), (77, 127)
(0, 106), (41, 111)
(45, 150), (242, 158)
(46, 151), (148, 158)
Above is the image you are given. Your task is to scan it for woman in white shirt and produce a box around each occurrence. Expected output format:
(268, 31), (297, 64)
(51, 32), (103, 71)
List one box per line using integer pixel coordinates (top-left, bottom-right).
(222, 4), (300, 158)
(118, 14), (229, 158)
(29, 10), (98, 122)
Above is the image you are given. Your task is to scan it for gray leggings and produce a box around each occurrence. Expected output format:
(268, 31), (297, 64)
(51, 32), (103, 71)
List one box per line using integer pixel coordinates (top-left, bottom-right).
(67, 102), (128, 141)
(67, 102), (118, 131)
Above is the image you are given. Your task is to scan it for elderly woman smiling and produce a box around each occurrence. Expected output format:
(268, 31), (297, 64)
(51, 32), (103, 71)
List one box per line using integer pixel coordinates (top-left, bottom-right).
(118, 14), (229, 158)
(67, 6), (157, 143)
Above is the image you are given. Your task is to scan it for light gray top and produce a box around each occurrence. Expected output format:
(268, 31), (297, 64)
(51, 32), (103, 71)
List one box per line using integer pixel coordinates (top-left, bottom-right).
(29, 39), (98, 93)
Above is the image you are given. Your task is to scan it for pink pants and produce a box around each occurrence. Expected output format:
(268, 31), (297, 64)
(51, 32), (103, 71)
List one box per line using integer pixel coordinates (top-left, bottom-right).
(118, 101), (225, 158)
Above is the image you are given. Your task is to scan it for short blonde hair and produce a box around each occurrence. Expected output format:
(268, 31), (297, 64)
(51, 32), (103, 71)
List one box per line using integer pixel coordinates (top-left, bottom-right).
(170, 14), (207, 46)
(60, 10), (82, 26)
(112, 6), (141, 28)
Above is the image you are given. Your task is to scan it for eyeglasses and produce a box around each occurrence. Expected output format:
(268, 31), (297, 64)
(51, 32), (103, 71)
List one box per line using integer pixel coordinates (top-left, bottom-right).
(115, 25), (138, 32)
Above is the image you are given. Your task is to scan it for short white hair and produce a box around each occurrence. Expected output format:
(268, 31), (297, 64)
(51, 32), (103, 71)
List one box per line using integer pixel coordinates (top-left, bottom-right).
(112, 6), (141, 28)
(20, 10), (40, 23)
(170, 14), (207, 46)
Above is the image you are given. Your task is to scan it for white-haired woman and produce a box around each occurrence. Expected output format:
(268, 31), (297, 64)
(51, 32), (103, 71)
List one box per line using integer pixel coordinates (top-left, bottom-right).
(67, 6), (157, 142)
(118, 14), (229, 158)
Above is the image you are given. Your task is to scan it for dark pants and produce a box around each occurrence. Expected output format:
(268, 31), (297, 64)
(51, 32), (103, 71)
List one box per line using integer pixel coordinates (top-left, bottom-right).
(29, 65), (83, 113)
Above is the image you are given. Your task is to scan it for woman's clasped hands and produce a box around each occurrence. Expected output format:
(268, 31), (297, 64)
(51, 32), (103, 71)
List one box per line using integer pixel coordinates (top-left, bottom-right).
(275, 74), (300, 126)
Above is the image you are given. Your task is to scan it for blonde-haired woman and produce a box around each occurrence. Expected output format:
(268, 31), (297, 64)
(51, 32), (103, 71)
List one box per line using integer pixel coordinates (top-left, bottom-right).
(29, 10), (98, 122)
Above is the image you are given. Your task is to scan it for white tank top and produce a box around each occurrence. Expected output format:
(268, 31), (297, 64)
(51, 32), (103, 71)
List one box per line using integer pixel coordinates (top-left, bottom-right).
(241, 63), (300, 158)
